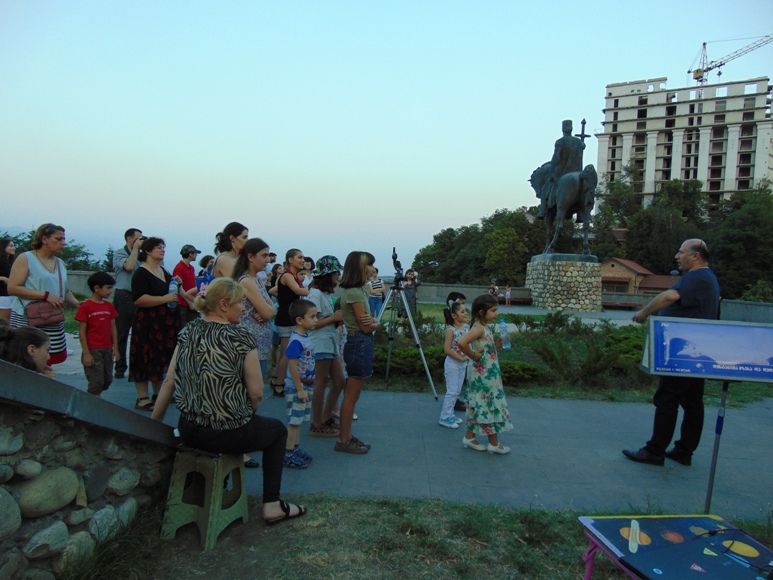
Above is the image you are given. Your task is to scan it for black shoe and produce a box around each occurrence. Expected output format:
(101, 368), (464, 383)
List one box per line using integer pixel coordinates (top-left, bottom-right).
(665, 449), (692, 466)
(454, 400), (466, 412)
(114, 372), (125, 379)
(622, 448), (664, 466)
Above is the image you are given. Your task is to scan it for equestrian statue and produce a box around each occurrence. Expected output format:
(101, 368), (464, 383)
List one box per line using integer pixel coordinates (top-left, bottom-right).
(530, 119), (597, 255)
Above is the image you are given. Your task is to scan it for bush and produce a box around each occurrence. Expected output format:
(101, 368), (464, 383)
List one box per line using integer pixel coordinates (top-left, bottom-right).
(500, 361), (546, 386)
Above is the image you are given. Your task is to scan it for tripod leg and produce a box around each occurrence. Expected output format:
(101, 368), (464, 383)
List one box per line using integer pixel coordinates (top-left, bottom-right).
(399, 291), (438, 400)
(379, 288), (398, 381)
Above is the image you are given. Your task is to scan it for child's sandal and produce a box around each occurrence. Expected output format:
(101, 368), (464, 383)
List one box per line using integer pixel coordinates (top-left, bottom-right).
(270, 381), (284, 397)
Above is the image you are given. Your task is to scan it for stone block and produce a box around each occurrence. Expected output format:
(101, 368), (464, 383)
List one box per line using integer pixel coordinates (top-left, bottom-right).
(66, 507), (94, 526)
(23, 521), (69, 560)
(0, 425), (23, 455)
(0, 487), (22, 540)
(101, 437), (125, 460)
(0, 464), (14, 483)
(51, 436), (77, 453)
(52, 531), (95, 576)
(14, 467), (79, 518)
(89, 505), (120, 543)
(0, 548), (27, 579)
(84, 462), (110, 502)
(107, 467), (140, 496)
(21, 568), (55, 579)
(117, 497), (138, 528)
(15, 460), (43, 480)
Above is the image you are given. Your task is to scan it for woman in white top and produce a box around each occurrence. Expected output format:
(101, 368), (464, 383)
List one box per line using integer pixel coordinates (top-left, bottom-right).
(7, 223), (80, 365)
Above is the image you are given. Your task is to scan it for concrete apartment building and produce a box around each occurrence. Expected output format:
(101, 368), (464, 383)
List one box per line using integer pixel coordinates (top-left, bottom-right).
(596, 76), (773, 207)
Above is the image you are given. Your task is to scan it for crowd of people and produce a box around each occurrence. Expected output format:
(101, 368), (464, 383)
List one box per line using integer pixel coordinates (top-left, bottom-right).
(1, 224), (719, 525)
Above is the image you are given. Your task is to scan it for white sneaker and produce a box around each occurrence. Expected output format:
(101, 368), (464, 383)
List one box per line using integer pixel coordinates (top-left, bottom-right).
(487, 443), (511, 455)
(439, 417), (459, 429)
(453, 416), (464, 424)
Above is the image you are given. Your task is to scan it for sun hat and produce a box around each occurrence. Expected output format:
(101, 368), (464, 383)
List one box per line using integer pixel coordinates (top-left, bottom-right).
(312, 255), (342, 278)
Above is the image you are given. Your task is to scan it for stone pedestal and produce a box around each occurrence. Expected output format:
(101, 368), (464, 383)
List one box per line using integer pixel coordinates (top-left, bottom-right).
(525, 254), (601, 312)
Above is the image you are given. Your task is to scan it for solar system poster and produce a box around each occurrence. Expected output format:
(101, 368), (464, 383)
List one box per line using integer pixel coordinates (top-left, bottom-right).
(641, 317), (773, 383)
(580, 514), (773, 579)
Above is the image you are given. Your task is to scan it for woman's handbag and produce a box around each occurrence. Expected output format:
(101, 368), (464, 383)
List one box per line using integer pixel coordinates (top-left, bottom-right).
(25, 257), (65, 327)
(25, 300), (65, 327)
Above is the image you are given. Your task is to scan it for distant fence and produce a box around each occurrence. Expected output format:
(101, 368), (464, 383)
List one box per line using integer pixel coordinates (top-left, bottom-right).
(66, 274), (773, 323)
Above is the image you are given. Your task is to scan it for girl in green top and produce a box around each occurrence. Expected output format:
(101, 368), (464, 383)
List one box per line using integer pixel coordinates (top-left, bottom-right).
(335, 251), (380, 455)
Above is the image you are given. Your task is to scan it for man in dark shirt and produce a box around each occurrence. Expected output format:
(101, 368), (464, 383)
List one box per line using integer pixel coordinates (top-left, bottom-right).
(623, 239), (720, 467)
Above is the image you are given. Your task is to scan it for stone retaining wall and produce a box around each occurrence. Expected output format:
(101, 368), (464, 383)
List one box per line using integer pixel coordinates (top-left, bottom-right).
(0, 402), (175, 578)
(526, 259), (602, 312)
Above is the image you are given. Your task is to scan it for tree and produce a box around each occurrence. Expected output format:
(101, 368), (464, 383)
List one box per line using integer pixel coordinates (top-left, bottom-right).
(98, 246), (115, 273)
(0, 229), (98, 271)
(413, 208), (544, 285)
(706, 201), (773, 299)
(595, 161), (642, 228)
(655, 179), (707, 224)
(625, 207), (701, 274)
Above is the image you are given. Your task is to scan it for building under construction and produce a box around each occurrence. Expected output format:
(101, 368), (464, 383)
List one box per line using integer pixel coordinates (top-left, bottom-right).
(596, 75), (772, 208)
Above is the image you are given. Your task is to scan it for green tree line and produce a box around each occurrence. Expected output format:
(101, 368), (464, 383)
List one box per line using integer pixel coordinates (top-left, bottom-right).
(412, 162), (773, 300)
(0, 229), (113, 272)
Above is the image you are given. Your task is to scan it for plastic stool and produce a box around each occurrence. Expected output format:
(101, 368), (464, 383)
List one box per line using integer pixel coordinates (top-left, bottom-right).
(161, 446), (249, 550)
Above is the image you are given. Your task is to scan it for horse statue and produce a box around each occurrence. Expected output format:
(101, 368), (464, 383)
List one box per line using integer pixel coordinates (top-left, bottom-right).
(530, 163), (597, 255)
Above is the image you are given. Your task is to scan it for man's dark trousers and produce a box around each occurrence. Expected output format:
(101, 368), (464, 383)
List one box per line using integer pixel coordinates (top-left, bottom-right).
(645, 375), (705, 457)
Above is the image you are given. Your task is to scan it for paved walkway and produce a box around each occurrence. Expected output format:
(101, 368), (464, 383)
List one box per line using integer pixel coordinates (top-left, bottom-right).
(53, 317), (773, 522)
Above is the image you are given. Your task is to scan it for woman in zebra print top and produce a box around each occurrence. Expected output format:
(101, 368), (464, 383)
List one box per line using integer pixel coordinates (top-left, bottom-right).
(152, 278), (307, 525)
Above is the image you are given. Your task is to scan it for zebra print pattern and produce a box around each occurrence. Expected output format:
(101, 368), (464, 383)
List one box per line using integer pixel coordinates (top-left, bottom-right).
(174, 318), (257, 431)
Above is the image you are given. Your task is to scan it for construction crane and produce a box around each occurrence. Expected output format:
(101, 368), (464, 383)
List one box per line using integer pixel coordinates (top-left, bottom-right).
(688, 34), (773, 85)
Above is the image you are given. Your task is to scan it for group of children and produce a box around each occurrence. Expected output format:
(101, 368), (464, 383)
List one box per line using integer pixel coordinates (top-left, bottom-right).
(439, 291), (513, 455)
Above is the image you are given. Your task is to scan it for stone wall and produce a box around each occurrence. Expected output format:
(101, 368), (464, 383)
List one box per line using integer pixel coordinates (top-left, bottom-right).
(526, 258), (602, 312)
(0, 401), (175, 579)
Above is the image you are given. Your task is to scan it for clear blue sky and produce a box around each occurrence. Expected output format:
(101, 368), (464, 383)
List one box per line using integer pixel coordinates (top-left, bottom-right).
(2, 1), (771, 273)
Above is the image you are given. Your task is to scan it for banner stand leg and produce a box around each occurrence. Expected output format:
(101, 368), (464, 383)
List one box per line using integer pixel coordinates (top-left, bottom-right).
(704, 380), (730, 514)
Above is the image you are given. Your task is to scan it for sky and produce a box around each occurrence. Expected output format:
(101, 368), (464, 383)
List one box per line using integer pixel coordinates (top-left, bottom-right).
(2, 1), (772, 274)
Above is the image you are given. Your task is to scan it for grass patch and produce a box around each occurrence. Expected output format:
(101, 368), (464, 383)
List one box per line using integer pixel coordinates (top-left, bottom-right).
(73, 495), (773, 579)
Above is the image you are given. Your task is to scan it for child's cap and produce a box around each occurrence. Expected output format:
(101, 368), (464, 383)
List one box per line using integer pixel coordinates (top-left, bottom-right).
(180, 244), (201, 256)
(312, 255), (342, 278)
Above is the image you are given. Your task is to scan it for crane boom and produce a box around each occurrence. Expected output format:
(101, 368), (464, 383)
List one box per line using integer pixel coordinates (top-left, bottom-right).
(690, 34), (773, 83)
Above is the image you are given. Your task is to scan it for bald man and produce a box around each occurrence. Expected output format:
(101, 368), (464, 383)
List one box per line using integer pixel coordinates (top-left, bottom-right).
(623, 239), (720, 467)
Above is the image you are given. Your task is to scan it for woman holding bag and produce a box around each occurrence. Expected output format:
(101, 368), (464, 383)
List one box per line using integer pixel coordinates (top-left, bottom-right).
(7, 223), (80, 365)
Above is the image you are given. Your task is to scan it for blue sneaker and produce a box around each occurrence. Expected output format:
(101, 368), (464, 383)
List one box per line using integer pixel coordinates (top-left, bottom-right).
(294, 446), (313, 463)
(454, 416), (464, 425)
(439, 416), (459, 429)
(283, 450), (310, 469)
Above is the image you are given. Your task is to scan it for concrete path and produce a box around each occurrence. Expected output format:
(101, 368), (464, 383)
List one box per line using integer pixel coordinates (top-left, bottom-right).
(54, 329), (773, 522)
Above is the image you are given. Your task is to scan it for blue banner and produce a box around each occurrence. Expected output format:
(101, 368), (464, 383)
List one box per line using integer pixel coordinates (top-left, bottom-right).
(642, 317), (773, 383)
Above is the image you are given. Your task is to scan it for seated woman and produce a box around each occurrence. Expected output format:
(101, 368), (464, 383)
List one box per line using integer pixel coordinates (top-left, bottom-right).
(0, 324), (56, 378)
(151, 278), (306, 525)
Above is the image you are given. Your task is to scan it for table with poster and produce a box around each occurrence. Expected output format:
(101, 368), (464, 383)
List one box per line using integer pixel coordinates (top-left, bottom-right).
(579, 514), (773, 579)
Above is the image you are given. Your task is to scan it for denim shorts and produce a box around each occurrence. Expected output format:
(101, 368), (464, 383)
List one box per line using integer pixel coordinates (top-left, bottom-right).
(314, 352), (337, 360)
(276, 325), (293, 339)
(343, 331), (374, 379)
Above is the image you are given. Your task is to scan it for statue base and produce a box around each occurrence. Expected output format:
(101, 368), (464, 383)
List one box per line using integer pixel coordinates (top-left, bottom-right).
(526, 254), (601, 312)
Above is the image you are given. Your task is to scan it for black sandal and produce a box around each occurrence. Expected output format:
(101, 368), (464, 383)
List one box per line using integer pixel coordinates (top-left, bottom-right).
(264, 499), (307, 526)
(135, 397), (154, 411)
(270, 381), (285, 397)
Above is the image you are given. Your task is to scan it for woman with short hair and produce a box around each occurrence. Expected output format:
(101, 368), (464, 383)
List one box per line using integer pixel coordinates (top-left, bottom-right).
(129, 237), (181, 411)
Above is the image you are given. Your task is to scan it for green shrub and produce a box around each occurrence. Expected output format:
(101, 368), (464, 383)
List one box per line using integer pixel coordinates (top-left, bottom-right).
(500, 360), (546, 386)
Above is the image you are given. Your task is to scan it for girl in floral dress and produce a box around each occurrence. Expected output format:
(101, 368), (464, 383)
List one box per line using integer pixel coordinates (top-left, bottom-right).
(457, 294), (513, 455)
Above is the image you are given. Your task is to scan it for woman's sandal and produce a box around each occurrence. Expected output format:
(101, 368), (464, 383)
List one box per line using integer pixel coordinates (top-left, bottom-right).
(135, 397), (154, 411)
(270, 381), (284, 397)
(264, 500), (308, 526)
